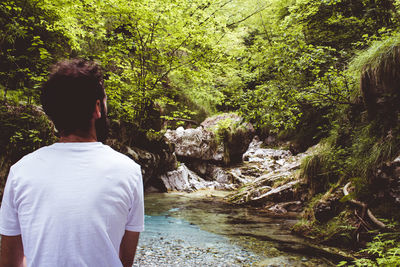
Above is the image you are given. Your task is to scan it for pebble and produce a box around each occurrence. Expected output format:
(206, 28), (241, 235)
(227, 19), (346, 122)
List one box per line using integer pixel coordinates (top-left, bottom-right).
(133, 215), (261, 266)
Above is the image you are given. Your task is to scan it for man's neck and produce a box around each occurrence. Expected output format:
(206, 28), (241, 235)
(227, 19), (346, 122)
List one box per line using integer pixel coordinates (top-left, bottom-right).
(59, 131), (97, 143)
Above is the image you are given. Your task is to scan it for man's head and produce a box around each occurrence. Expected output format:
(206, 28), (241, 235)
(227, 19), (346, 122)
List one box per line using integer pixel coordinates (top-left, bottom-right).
(41, 59), (108, 141)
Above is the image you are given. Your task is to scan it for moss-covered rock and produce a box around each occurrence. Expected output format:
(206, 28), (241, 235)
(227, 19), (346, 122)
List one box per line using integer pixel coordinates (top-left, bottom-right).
(165, 113), (255, 166)
(202, 113), (255, 165)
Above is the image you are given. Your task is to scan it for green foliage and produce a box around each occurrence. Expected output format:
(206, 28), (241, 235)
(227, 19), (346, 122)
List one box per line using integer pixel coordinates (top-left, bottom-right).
(3, 0), (399, 136)
(289, 0), (399, 52)
(339, 231), (400, 266)
(349, 32), (400, 86)
(0, 105), (56, 162)
(293, 199), (356, 247)
(212, 116), (237, 165)
(213, 117), (236, 143)
(0, 0), (68, 103)
(90, 0), (234, 129)
(161, 108), (197, 128)
(300, 142), (349, 195)
(0, 0), (243, 131)
(0, 104), (56, 200)
(223, 0), (400, 146)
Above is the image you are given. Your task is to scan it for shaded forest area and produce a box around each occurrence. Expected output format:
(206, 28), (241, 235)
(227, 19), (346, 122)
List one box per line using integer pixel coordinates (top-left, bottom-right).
(2, 0), (400, 265)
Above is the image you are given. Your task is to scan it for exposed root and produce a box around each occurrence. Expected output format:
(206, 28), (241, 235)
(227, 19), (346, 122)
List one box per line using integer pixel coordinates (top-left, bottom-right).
(343, 182), (386, 230)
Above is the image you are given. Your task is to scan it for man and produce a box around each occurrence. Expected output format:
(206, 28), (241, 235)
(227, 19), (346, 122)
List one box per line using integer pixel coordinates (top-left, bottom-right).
(0, 59), (144, 267)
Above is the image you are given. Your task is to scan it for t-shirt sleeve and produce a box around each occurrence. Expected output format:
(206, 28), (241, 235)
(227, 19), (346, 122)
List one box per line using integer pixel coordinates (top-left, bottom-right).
(0, 169), (21, 236)
(125, 166), (144, 232)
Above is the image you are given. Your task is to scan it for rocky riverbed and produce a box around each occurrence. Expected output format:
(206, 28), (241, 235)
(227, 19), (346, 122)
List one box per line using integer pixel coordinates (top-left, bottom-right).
(134, 215), (261, 266)
(133, 192), (335, 267)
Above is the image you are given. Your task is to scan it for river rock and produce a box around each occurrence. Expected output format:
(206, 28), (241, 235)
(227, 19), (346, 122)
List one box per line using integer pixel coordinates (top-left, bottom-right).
(160, 164), (207, 192)
(184, 160), (237, 185)
(165, 127), (223, 161)
(208, 166), (234, 184)
(243, 136), (292, 162)
(250, 180), (300, 205)
(226, 143), (310, 206)
(202, 113), (255, 164)
(159, 164), (234, 192)
(267, 201), (303, 214)
(165, 114), (254, 165)
(185, 159), (209, 177)
(125, 146), (160, 185)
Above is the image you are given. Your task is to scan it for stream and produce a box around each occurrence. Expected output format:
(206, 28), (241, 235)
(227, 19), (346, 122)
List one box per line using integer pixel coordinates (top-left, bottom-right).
(134, 191), (334, 267)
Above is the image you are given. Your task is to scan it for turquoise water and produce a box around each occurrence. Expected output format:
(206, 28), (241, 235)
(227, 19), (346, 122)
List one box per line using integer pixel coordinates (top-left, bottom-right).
(134, 192), (334, 266)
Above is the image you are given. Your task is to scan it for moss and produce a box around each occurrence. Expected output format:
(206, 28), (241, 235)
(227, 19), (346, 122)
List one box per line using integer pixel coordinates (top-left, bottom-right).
(349, 33), (400, 85)
(209, 113), (254, 165)
(300, 142), (346, 196)
(294, 209), (357, 248)
(271, 174), (296, 188)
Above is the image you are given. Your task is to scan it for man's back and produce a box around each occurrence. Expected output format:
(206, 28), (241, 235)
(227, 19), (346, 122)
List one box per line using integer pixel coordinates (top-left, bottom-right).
(0, 142), (144, 266)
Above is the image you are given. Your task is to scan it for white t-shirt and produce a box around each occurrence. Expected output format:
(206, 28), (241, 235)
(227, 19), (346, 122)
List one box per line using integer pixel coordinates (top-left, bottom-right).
(0, 142), (144, 267)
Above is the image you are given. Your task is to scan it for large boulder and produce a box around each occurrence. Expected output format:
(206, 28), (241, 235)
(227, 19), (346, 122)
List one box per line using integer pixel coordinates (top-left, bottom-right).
(202, 113), (255, 165)
(243, 136), (292, 163)
(160, 164), (207, 192)
(183, 159), (235, 184)
(165, 113), (255, 165)
(164, 127), (222, 161)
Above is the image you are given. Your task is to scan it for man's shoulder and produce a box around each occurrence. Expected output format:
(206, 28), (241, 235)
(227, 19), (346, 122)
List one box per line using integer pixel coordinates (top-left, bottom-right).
(11, 145), (52, 170)
(101, 145), (141, 171)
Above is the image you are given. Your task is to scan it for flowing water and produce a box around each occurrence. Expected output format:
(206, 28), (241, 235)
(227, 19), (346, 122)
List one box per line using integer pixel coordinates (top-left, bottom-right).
(134, 191), (335, 267)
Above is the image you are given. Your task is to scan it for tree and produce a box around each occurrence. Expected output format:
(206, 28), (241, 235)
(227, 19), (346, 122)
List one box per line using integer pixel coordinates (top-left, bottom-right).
(0, 0), (68, 103)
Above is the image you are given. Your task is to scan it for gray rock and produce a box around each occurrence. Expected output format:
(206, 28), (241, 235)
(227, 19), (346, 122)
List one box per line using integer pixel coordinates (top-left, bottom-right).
(160, 164), (208, 192)
(243, 136), (292, 162)
(251, 180), (299, 203)
(184, 161), (239, 186)
(209, 166), (233, 184)
(165, 114), (254, 165)
(165, 127), (223, 161)
(268, 201), (303, 214)
(114, 142), (177, 192)
(226, 143), (311, 205)
(159, 164), (235, 192)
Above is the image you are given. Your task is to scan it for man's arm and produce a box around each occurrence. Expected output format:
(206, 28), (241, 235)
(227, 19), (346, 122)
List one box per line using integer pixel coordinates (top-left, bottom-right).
(119, 231), (140, 267)
(0, 235), (24, 267)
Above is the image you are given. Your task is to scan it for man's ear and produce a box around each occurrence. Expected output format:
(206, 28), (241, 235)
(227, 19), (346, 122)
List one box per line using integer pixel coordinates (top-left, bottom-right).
(94, 99), (101, 119)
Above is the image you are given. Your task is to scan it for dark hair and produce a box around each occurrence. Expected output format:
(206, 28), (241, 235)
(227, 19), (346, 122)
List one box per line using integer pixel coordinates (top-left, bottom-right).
(41, 59), (105, 135)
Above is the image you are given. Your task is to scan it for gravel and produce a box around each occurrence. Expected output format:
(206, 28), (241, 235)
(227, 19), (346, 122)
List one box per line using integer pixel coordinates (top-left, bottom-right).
(133, 215), (261, 267)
